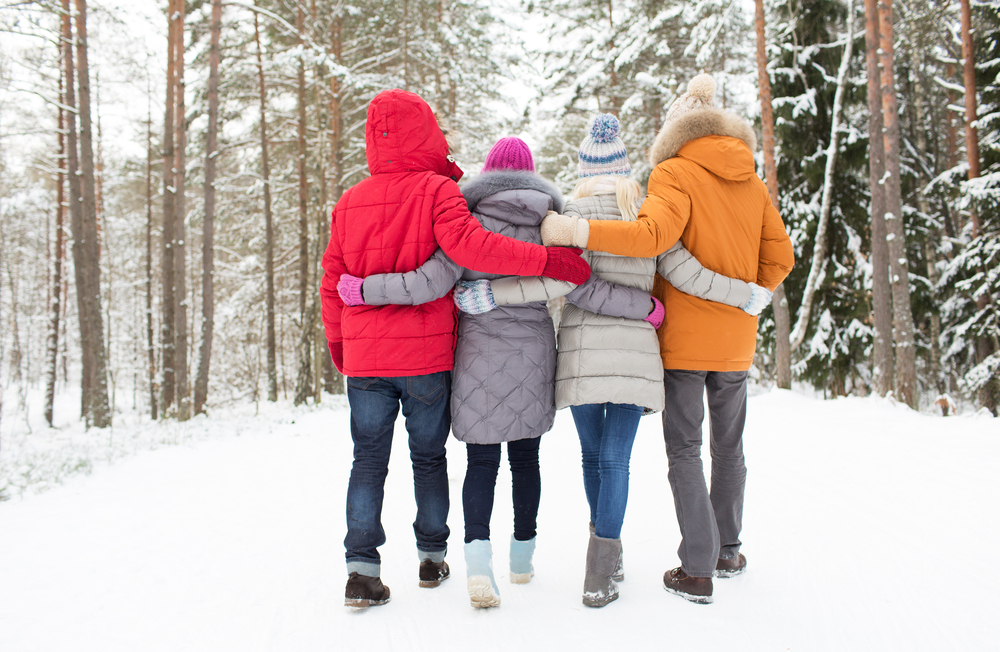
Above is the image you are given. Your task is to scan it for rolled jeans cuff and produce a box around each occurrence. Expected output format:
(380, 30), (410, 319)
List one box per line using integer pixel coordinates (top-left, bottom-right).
(346, 560), (381, 578)
(418, 546), (447, 563)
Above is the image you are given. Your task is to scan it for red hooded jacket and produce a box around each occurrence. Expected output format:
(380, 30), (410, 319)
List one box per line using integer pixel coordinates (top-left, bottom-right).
(320, 89), (549, 377)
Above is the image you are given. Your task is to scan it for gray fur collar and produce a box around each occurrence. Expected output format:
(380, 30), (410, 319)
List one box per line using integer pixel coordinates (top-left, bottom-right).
(648, 107), (757, 167)
(461, 170), (564, 214)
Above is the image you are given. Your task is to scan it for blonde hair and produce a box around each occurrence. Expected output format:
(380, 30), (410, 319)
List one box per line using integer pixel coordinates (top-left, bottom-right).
(570, 176), (642, 221)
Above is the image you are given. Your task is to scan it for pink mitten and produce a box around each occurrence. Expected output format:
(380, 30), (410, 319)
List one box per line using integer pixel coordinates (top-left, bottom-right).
(338, 274), (365, 306)
(644, 297), (665, 330)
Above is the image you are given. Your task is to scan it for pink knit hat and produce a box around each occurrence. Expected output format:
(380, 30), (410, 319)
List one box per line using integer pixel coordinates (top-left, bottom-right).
(482, 137), (534, 173)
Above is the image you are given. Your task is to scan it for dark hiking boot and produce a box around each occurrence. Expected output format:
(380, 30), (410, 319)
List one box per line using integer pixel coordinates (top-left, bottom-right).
(663, 567), (713, 604)
(715, 553), (747, 578)
(419, 560), (450, 588)
(344, 572), (391, 608)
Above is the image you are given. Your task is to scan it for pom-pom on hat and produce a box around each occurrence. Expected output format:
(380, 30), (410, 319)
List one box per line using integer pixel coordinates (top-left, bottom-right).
(482, 136), (535, 173)
(578, 113), (631, 178)
(665, 73), (717, 122)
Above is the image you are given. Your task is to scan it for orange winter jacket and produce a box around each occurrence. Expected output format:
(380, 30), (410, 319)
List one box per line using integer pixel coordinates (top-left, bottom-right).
(586, 108), (794, 372)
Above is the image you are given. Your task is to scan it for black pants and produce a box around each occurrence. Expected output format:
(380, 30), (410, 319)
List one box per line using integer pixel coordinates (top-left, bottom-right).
(462, 437), (541, 544)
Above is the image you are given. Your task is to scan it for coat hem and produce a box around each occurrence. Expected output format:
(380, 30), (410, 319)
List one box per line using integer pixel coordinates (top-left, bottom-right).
(662, 358), (753, 373)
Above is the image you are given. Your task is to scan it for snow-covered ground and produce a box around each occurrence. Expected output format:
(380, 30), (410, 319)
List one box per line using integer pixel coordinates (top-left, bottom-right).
(1, 389), (997, 652)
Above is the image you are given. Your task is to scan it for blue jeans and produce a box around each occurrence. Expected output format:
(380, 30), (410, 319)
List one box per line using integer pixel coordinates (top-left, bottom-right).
(344, 372), (451, 577)
(463, 437), (541, 543)
(570, 403), (643, 539)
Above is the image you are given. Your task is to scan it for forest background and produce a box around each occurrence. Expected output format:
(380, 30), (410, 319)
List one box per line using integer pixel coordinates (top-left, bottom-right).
(0, 0), (997, 441)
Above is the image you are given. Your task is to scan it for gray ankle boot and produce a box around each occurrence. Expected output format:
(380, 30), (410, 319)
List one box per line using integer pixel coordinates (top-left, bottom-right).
(589, 521), (623, 581)
(582, 533), (621, 608)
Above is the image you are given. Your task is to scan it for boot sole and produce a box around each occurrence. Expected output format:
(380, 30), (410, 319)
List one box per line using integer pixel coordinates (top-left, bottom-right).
(509, 571), (533, 584)
(582, 591), (619, 608)
(468, 576), (501, 608)
(663, 585), (713, 604)
(419, 574), (449, 588)
(714, 567), (746, 578)
(344, 595), (391, 608)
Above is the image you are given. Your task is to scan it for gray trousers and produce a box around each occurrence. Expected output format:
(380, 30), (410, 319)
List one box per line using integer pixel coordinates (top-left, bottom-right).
(662, 370), (748, 577)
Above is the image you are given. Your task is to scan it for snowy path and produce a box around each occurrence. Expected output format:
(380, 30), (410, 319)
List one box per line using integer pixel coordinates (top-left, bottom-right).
(1, 391), (997, 651)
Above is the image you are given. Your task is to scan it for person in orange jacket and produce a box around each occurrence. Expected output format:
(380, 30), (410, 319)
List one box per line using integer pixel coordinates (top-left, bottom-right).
(541, 74), (794, 605)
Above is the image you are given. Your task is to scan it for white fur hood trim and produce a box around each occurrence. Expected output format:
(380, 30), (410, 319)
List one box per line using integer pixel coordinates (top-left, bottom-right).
(649, 107), (757, 167)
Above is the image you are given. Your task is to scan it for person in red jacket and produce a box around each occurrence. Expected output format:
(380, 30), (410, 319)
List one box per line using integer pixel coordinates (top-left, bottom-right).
(321, 89), (590, 608)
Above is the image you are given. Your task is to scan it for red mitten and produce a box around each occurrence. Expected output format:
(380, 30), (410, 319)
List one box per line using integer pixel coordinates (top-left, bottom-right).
(541, 247), (591, 285)
(328, 341), (344, 374)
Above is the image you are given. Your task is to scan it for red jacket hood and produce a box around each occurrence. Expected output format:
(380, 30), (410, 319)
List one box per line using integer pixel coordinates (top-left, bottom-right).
(365, 89), (463, 181)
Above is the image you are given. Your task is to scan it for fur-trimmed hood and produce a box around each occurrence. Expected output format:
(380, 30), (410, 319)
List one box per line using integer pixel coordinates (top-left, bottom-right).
(648, 107), (757, 168)
(461, 170), (564, 214)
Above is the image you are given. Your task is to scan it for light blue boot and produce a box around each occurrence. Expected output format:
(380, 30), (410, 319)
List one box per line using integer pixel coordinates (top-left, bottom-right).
(464, 539), (500, 608)
(509, 535), (535, 584)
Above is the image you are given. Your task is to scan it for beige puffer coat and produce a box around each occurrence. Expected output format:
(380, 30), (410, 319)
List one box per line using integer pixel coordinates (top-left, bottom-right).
(555, 193), (665, 412)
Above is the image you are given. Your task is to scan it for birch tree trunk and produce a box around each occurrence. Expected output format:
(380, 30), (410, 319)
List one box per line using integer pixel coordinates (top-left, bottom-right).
(73, 0), (111, 427)
(790, 0), (854, 352)
(44, 66), (67, 427)
(254, 5), (278, 403)
(878, 0), (918, 408)
(173, 0), (190, 420)
(146, 86), (158, 421)
(754, 0), (791, 389)
(161, 0), (177, 413)
(864, 0), (893, 397)
(194, 0), (221, 416)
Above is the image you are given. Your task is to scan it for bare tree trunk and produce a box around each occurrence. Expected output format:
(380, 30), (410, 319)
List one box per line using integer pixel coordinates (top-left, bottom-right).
(876, 0), (917, 408)
(326, 10), (345, 395)
(864, 0), (893, 397)
(146, 83), (158, 421)
(194, 0), (221, 416)
(173, 0), (190, 420)
(754, 0), (791, 389)
(254, 5), (278, 403)
(45, 65), (67, 427)
(790, 0), (854, 352)
(161, 0), (178, 414)
(73, 0), (111, 427)
(61, 0), (91, 419)
(293, 2), (313, 406)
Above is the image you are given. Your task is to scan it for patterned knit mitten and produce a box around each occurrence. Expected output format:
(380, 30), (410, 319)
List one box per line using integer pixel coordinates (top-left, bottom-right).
(453, 280), (497, 315)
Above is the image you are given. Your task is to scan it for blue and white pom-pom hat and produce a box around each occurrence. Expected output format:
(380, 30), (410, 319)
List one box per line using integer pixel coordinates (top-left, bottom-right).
(578, 113), (631, 178)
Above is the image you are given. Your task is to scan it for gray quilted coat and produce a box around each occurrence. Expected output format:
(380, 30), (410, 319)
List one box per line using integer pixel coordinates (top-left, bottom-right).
(449, 172), (564, 444)
(556, 193), (665, 412)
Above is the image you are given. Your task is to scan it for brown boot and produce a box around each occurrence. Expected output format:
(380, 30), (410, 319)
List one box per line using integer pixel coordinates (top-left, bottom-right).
(419, 560), (450, 588)
(345, 572), (391, 608)
(663, 567), (713, 604)
(715, 553), (746, 578)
